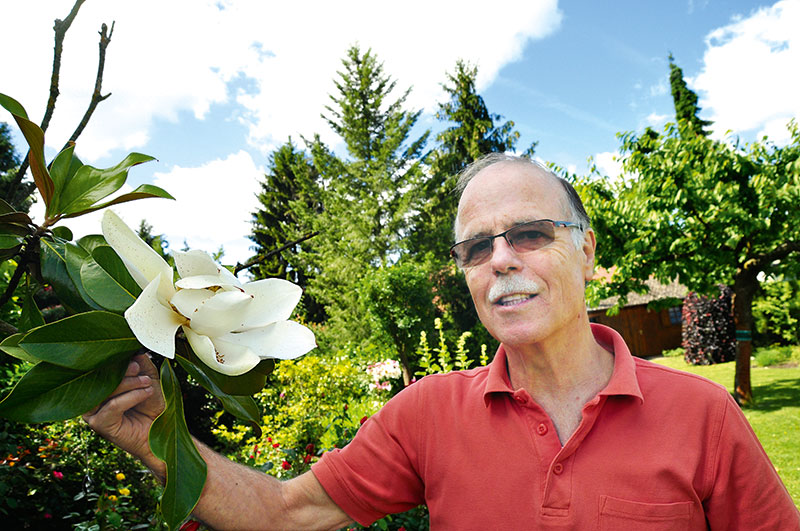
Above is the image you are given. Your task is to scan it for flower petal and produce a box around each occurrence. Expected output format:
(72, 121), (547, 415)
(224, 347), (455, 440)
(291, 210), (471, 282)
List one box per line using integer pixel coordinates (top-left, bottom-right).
(218, 321), (316, 360)
(183, 326), (260, 376)
(188, 289), (254, 337)
(236, 278), (302, 330)
(124, 275), (184, 358)
(175, 273), (240, 290)
(174, 250), (222, 279)
(170, 288), (215, 319)
(102, 210), (175, 303)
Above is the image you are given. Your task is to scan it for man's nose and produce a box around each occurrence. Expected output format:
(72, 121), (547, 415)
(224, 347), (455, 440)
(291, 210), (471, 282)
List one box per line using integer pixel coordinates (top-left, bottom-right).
(490, 235), (523, 274)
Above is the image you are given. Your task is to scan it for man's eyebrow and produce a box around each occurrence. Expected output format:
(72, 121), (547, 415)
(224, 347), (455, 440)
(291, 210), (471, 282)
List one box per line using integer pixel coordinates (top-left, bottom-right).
(462, 219), (539, 240)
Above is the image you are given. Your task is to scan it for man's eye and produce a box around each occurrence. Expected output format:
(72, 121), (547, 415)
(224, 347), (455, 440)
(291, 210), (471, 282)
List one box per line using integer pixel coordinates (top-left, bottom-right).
(465, 239), (490, 259)
(515, 230), (545, 242)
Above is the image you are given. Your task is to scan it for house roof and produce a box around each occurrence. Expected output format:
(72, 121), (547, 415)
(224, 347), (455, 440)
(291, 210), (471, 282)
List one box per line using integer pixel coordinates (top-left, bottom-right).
(587, 276), (688, 311)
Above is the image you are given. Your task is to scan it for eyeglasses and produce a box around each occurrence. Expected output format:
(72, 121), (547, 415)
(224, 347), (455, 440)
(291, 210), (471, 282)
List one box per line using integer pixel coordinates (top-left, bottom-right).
(450, 219), (583, 268)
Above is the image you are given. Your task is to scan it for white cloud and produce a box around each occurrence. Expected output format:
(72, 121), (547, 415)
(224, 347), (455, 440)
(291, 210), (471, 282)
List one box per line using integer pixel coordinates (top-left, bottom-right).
(645, 112), (669, 127)
(1, 0), (562, 161)
(593, 151), (623, 182)
(694, 0), (800, 141)
(42, 150), (264, 268)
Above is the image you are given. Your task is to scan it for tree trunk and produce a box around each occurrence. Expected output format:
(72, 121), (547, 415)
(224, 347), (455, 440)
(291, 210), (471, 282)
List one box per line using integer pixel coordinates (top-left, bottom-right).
(732, 274), (758, 406)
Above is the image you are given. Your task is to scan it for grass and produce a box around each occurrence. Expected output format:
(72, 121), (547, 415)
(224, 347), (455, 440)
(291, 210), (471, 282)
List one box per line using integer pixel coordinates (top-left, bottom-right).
(652, 356), (800, 509)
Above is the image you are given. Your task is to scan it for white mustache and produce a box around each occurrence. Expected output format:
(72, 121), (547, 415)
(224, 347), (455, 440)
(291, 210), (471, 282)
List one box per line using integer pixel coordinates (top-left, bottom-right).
(488, 275), (541, 303)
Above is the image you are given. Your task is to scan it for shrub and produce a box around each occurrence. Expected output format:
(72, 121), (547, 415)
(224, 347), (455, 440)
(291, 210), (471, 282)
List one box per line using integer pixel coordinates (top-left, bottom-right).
(661, 347), (684, 358)
(681, 285), (736, 365)
(753, 279), (800, 346)
(753, 345), (799, 367)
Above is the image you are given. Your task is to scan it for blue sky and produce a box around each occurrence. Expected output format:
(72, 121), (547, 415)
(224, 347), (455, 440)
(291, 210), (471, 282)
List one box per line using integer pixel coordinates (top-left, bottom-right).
(2, 0), (798, 267)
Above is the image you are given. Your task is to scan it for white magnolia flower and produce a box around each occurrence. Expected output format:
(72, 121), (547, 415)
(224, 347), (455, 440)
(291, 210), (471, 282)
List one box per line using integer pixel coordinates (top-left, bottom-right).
(101, 210), (316, 376)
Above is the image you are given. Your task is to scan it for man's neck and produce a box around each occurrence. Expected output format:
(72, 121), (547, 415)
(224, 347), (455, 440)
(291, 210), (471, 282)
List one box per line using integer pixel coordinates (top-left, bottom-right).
(503, 323), (615, 444)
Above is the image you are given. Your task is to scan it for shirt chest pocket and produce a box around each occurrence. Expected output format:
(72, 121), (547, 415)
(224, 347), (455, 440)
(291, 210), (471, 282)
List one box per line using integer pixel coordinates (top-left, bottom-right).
(598, 495), (694, 531)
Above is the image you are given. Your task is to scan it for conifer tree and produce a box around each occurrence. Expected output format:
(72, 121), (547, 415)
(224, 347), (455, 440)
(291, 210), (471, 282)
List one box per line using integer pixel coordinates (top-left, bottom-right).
(668, 54), (713, 138)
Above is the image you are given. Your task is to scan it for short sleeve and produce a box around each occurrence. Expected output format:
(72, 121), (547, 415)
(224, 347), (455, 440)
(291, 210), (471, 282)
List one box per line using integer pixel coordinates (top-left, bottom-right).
(311, 383), (426, 526)
(703, 393), (800, 529)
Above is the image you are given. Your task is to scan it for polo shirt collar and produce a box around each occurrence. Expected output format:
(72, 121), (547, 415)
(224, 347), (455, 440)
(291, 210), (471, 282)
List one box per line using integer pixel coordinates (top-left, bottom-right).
(483, 323), (644, 406)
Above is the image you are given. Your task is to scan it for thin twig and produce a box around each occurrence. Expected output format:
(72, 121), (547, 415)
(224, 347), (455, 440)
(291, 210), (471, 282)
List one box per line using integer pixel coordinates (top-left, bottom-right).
(63, 21), (114, 149)
(234, 231), (319, 275)
(5, 0), (85, 204)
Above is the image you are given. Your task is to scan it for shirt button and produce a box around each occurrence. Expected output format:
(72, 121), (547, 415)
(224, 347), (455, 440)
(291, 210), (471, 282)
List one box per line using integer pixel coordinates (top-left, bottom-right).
(514, 395), (525, 404)
(536, 423), (548, 435)
(553, 463), (564, 475)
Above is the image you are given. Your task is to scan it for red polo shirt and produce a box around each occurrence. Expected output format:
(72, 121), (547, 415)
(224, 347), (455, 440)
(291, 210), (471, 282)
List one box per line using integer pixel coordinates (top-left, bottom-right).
(312, 324), (799, 529)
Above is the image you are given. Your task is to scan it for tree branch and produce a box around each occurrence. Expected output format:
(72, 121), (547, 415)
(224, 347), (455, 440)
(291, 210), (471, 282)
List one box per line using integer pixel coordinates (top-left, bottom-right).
(747, 240), (800, 273)
(234, 231), (319, 275)
(62, 21), (114, 150)
(5, 0), (85, 204)
(0, 319), (18, 337)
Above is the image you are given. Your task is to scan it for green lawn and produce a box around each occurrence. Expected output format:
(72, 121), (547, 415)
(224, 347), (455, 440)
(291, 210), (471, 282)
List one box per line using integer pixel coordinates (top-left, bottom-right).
(652, 356), (800, 509)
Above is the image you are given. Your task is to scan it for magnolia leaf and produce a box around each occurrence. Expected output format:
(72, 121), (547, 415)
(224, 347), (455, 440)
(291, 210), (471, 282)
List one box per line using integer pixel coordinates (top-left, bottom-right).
(64, 243), (104, 311)
(76, 234), (108, 254)
(176, 340), (270, 395)
(0, 198), (15, 215)
(0, 354), (130, 422)
(0, 212), (33, 225)
(18, 311), (140, 371)
(0, 221), (34, 237)
(0, 93), (54, 206)
(18, 284), (46, 333)
(0, 334), (41, 364)
(57, 153), (156, 217)
(149, 362), (207, 531)
(0, 233), (23, 250)
(80, 246), (141, 313)
(40, 236), (96, 313)
(175, 354), (262, 438)
(51, 226), (74, 241)
(48, 144), (84, 213)
(63, 184), (175, 219)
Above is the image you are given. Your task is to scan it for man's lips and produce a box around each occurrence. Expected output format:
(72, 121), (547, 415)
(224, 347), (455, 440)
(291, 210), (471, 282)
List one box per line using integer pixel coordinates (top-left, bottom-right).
(493, 293), (537, 306)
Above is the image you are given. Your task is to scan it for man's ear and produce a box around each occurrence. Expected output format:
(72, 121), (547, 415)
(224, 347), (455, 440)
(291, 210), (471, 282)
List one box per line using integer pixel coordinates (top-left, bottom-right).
(581, 228), (597, 282)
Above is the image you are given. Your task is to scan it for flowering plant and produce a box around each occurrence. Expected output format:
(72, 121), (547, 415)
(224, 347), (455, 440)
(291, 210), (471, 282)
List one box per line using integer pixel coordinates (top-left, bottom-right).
(366, 359), (402, 392)
(0, 94), (315, 529)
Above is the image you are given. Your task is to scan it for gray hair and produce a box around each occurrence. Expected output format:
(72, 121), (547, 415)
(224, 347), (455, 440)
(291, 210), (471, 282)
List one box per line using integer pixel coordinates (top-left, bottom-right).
(454, 153), (591, 249)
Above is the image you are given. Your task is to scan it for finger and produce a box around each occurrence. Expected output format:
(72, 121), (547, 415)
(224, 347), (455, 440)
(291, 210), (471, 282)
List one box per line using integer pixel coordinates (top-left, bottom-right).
(83, 385), (154, 425)
(108, 374), (154, 400)
(133, 353), (160, 380)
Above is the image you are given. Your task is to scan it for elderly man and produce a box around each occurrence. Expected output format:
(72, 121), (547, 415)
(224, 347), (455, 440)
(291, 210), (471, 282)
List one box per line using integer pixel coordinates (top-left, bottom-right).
(85, 153), (799, 529)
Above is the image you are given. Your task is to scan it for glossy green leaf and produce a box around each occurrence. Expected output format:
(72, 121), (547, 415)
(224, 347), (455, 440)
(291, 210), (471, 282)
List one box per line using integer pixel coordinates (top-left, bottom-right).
(80, 246), (140, 313)
(40, 236), (96, 313)
(0, 233), (23, 249)
(18, 283), (46, 333)
(64, 243), (104, 311)
(18, 311), (140, 371)
(76, 234), (108, 254)
(64, 184), (175, 219)
(0, 221), (34, 237)
(0, 93), (53, 206)
(0, 333), (41, 364)
(51, 225), (73, 241)
(0, 354), (130, 422)
(0, 212), (33, 225)
(149, 362), (207, 531)
(49, 144), (84, 212)
(0, 198), (15, 215)
(57, 153), (156, 217)
(176, 341), (270, 395)
(175, 354), (262, 438)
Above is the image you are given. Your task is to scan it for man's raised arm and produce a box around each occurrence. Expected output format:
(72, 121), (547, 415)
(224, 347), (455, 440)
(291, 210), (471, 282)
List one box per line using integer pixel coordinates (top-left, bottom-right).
(82, 354), (353, 531)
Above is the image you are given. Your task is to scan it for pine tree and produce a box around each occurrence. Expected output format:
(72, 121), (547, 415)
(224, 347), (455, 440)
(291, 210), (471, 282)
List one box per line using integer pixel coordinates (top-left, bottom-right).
(668, 54), (713, 138)
(0, 122), (35, 212)
(297, 45), (429, 342)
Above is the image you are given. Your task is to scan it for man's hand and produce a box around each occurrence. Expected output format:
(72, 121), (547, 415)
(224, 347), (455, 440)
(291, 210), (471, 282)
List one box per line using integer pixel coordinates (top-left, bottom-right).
(82, 352), (166, 477)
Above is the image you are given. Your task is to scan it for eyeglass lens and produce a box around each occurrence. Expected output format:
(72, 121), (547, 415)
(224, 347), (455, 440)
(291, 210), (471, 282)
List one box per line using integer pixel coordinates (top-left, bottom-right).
(453, 220), (556, 267)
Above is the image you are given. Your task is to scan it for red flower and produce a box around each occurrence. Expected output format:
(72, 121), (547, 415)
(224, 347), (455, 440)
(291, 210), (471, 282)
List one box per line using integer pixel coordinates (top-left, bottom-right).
(359, 416), (368, 425)
(343, 404), (348, 411)
(281, 460), (291, 470)
(52, 471), (63, 479)
(267, 437), (272, 442)
(305, 443), (315, 453)
(399, 527), (407, 531)
(272, 443), (280, 448)
(179, 520), (201, 531)
(303, 454), (312, 464)
(44, 514), (52, 519)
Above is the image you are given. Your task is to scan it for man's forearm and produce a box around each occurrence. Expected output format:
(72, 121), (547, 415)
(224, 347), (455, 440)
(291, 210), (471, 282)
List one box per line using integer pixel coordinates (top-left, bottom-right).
(188, 439), (353, 531)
